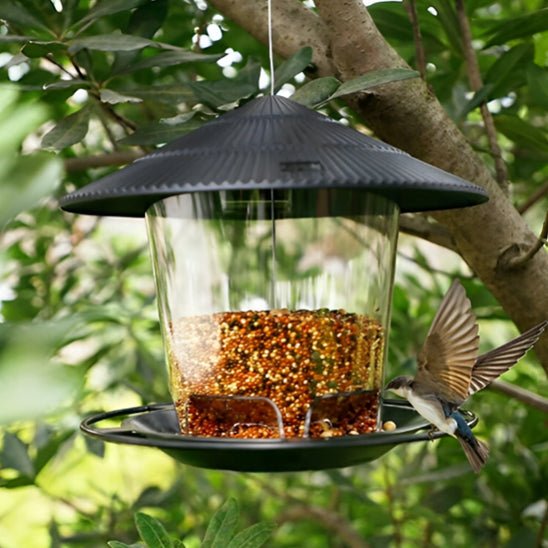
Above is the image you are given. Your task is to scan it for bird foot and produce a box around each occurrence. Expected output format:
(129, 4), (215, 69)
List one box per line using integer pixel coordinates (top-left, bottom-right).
(427, 426), (439, 441)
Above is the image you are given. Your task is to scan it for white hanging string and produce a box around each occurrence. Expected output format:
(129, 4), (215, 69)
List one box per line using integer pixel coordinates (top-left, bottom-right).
(267, 0), (275, 95)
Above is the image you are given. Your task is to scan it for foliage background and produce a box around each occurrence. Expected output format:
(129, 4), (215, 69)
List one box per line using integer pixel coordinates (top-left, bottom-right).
(0, 0), (547, 546)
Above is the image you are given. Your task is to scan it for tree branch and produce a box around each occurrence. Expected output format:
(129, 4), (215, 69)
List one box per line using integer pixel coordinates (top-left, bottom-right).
(500, 210), (548, 270)
(517, 180), (548, 214)
(403, 0), (426, 80)
(64, 152), (142, 172)
(455, 0), (509, 193)
(489, 379), (548, 413)
(399, 214), (457, 251)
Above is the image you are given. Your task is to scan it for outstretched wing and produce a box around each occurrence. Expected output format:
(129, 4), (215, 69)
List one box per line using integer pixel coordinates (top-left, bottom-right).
(469, 320), (548, 395)
(415, 280), (479, 404)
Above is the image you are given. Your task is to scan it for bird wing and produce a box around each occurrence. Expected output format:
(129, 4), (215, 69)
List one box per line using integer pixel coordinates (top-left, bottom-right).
(469, 320), (548, 395)
(415, 280), (479, 404)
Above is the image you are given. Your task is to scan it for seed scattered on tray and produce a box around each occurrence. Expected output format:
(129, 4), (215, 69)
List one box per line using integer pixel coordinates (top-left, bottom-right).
(169, 309), (384, 439)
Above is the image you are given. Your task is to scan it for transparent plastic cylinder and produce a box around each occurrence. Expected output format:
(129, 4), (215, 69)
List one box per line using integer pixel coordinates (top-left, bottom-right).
(146, 189), (399, 439)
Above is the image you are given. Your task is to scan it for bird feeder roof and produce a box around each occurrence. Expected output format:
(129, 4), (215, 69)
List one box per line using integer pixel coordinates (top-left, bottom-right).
(60, 95), (488, 217)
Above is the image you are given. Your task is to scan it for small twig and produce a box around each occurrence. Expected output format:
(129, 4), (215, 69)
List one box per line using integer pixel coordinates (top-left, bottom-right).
(64, 152), (142, 172)
(517, 181), (548, 214)
(94, 103), (121, 151)
(403, 0), (427, 79)
(489, 379), (548, 413)
(44, 54), (77, 78)
(399, 214), (457, 251)
(503, 210), (548, 269)
(455, 0), (509, 193)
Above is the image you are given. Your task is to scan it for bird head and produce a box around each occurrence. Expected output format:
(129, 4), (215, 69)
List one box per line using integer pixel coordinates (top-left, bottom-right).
(385, 376), (414, 398)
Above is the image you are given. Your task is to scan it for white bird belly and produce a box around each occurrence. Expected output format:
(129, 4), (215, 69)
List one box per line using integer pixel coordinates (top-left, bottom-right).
(407, 392), (457, 436)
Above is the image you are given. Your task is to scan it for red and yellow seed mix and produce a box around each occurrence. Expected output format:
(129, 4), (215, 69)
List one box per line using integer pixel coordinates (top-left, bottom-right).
(168, 309), (384, 439)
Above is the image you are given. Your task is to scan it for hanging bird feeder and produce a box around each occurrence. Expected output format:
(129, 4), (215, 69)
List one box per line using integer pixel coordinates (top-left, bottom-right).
(61, 95), (488, 471)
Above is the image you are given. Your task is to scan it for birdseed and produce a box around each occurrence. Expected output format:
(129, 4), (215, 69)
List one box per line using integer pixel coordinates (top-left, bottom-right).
(168, 309), (384, 439)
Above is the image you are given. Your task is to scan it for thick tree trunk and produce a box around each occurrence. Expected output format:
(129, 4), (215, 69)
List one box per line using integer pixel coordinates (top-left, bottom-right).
(208, 0), (548, 371)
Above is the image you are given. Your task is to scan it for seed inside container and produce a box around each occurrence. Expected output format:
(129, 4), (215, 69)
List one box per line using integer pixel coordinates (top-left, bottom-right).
(169, 309), (384, 439)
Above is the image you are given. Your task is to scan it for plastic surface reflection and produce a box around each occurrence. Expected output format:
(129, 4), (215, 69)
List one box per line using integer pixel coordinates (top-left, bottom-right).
(146, 189), (399, 439)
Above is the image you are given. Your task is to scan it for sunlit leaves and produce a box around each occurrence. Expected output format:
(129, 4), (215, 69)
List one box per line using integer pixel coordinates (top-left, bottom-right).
(108, 501), (272, 548)
(0, 88), (62, 226)
(135, 513), (174, 548)
(0, 154), (63, 227)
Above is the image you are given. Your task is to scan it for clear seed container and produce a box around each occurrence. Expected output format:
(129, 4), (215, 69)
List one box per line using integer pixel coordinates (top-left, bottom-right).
(146, 189), (399, 439)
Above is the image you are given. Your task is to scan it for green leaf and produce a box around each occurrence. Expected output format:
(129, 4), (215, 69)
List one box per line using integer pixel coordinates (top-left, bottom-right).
(202, 498), (240, 548)
(68, 32), (155, 54)
(107, 542), (146, 548)
(172, 541), (186, 548)
(291, 77), (341, 107)
(74, 0), (148, 28)
(117, 85), (195, 105)
(189, 61), (260, 108)
(527, 64), (548, 108)
(428, 0), (463, 56)
(111, 0), (169, 74)
(226, 523), (275, 548)
(0, 34), (34, 43)
(462, 44), (534, 115)
(483, 43), (533, 96)
(115, 50), (223, 75)
(100, 89), (142, 104)
(0, 153), (62, 227)
(328, 68), (419, 100)
(134, 512), (173, 548)
(22, 41), (66, 58)
(494, 114), (548, 159)
(482, 8), (548, 48)
(43, 79), (90, 91)
(34, 430), (74, 474)
(41, 107), (90, 150)
(118, 115), (202, 145)
(273, 46), (313, 92)
(1, 432), (35, 479)
(0, 2), (50, 32)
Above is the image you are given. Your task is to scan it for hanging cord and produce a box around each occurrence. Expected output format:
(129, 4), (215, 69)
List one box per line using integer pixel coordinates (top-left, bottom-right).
(267, 0), (275, 94)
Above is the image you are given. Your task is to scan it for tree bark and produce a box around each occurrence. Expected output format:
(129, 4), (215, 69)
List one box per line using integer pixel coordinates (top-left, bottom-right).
(208, 0), (548, 371)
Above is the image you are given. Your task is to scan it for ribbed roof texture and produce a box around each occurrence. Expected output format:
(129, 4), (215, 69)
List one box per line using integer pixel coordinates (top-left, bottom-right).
(60, 95), (488, 216)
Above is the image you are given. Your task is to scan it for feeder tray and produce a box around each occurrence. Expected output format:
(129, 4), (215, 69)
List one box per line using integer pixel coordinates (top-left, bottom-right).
(80, 400), (478, 472)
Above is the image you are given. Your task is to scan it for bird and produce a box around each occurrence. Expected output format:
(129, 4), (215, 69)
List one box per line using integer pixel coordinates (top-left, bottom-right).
(385, 280), (547, 473)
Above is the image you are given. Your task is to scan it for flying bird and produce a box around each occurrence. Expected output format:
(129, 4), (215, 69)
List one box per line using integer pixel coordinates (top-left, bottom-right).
(385, 280), (547, 473)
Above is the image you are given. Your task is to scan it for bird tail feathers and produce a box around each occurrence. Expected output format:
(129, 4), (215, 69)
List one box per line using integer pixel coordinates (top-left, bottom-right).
(457, 435), (489, 473)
